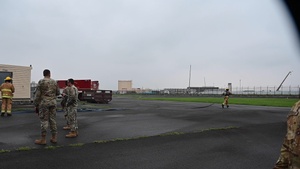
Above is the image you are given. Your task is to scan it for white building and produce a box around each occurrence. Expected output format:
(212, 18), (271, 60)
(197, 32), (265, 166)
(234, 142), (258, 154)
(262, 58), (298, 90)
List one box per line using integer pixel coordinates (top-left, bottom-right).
(118, 80), (133, 94)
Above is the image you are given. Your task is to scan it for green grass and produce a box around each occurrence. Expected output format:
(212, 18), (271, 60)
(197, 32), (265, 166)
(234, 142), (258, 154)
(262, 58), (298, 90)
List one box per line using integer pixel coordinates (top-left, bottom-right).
(0, 149), (11, 153)
(16, 146), (33, 151)
(140, 97), (299, 107)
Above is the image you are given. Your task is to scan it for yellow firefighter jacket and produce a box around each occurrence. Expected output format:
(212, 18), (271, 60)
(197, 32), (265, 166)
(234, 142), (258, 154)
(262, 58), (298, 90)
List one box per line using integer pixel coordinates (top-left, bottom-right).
(0, 82), (15, 99)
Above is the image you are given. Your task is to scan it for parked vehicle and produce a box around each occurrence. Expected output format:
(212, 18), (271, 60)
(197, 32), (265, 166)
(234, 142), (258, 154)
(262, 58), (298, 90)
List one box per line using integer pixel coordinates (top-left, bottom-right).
(56, 79), (112, 103)
(81, 90), (112, 103)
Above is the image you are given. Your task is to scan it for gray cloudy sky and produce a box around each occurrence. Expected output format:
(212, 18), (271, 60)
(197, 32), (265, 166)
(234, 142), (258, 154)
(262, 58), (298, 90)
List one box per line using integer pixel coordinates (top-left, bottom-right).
(1, 0), (300, 90)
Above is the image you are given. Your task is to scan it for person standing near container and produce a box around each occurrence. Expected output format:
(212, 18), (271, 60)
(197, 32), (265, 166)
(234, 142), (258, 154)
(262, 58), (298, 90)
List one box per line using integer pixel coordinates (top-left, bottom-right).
(65, 78), (79, 138)
(0, 76), (15, 116)
(34, 69), (60, 145)
(222, 88), (232, 108)
(61, 81), (71, 130)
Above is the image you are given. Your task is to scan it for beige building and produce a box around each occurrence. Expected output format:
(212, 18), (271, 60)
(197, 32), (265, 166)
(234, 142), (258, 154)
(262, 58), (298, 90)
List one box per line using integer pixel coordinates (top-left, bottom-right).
(0, 64), (32, 100)
(118, 80), (132, 93)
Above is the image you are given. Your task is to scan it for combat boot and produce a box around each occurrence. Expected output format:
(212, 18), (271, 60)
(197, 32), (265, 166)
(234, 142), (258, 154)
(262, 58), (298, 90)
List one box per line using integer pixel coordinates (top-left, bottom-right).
(50, 133), (57, 143)
(222, 104), (224, 108)
(35, 133), (46, 145)
(65, 131), (78, 138)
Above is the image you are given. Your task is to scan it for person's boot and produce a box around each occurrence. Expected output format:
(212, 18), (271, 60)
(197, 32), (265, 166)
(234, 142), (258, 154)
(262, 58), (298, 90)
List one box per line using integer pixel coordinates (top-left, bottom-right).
(227, 105), (229, 108)
(1, 112), (4, 117)
(63, 125), (71, 130)
(35, 133), (46, 145)
(65, 131), (77, 138)
(222, 104), (224, 108)
(50, 133), (57, 143)
(7, 113), (12, 116)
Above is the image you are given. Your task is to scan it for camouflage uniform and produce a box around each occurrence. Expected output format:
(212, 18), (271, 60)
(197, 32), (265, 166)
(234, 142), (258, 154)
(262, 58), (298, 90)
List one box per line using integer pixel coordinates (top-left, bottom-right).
(34, 77), (60, 135)
(61, 86), (70, 127)
(274, 100), (300, 169)
(66, 84), (78, 133)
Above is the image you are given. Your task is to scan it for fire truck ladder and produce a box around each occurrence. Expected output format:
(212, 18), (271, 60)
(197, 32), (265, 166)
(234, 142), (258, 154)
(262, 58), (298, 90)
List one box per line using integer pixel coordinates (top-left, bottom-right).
(276, 71), (292, 91)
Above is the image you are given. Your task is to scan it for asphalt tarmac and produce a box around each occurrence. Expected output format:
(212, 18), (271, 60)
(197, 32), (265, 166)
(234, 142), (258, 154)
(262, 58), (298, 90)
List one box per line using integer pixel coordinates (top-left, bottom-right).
(0, 96), (290, 169)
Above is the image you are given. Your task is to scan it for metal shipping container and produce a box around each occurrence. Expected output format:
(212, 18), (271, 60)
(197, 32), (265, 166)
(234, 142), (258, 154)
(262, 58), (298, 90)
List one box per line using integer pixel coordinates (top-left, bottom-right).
(0, 64), (32, 103)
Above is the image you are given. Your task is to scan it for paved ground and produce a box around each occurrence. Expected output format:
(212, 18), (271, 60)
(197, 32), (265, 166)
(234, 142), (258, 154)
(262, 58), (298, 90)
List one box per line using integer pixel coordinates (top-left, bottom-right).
(0, 96), (290, 169)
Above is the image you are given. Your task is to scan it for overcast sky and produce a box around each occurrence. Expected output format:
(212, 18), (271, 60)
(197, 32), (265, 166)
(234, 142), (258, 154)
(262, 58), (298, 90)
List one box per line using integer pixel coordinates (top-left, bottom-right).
(1, 0), (300, 90)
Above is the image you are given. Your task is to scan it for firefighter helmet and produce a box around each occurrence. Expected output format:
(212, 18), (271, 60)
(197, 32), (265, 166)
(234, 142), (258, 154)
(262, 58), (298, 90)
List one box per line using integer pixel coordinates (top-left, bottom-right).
(4, 76), (12, 81)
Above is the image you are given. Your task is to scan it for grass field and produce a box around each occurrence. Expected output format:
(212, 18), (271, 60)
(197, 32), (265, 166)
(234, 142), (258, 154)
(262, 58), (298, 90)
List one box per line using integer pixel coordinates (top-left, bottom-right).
(137, 96), (299, 107)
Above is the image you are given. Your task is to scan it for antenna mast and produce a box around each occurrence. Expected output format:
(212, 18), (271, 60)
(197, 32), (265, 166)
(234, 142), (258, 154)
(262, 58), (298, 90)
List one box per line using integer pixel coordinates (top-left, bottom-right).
(276, 71), (292, 91)
(188, 65), (191, 92)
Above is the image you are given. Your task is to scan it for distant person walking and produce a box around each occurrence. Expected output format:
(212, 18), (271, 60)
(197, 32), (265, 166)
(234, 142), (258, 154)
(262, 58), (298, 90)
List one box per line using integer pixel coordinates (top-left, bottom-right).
(222, 88), (232, 108)
(0, 76), (15, 116)
(34, 69), (60, 145)
(273, 100), (300, 169)
(65, 78), (79, 138)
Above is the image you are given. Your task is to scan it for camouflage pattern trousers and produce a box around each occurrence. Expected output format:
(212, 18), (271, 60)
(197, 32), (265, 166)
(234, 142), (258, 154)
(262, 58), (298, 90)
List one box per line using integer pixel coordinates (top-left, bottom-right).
(38, 105), (57, 134)
(63, 107), (70, 126)
(68, 106), (78, 132)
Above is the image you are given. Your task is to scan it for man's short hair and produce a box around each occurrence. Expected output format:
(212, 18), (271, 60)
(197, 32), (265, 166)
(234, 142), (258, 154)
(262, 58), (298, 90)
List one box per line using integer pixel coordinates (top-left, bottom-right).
(43, 69), (50, 76)
(68, 78), (74, 84)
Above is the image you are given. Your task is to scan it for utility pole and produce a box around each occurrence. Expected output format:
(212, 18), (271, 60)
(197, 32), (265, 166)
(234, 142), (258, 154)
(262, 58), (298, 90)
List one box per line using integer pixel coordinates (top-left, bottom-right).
(188, 65), (191, 93)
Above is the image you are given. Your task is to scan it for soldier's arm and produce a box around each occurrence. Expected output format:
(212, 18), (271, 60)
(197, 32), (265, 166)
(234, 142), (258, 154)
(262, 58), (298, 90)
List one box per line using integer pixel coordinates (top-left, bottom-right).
(34, 88), (41, 107)
(67, 87), (76, 106)
(33, 82), (42, 107)
(52, 81), (60, 96)
(274, 136), (290, 169)
(61, 88), (68, 107)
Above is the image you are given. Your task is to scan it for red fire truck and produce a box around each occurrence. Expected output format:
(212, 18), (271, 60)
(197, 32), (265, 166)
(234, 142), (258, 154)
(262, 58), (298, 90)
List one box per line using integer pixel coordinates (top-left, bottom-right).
(57, 79), (112, 103)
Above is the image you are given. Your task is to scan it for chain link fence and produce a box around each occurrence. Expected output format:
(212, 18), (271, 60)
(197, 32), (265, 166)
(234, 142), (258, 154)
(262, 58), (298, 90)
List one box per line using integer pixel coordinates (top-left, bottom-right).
(152, 86), (300, 98)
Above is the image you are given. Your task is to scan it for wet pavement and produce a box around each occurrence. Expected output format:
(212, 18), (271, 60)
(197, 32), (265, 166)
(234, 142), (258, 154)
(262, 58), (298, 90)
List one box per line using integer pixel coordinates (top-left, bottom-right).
(0, 96), (290, 169)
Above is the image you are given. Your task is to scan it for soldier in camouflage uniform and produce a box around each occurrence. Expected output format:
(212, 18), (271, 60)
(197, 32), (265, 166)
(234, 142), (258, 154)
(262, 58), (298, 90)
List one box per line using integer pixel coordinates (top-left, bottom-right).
(61, 81), (71, 130)
(274, 100), (300, 169)
(34, 69), (60, 145)
(65, 78), (79, 138)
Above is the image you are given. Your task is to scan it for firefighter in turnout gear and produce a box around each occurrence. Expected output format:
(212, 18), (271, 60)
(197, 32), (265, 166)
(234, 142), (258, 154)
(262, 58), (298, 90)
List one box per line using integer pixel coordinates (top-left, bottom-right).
(222, 88), (232, 108)
(0, 76), (15, 116)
